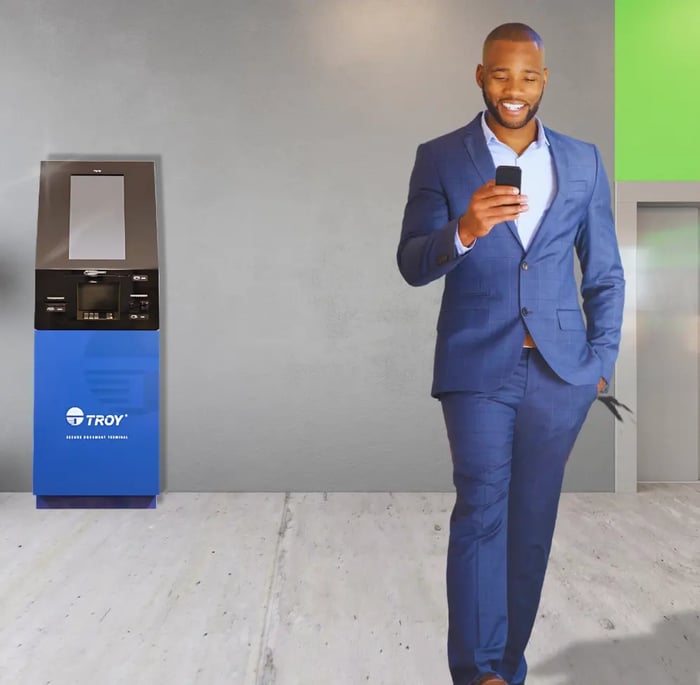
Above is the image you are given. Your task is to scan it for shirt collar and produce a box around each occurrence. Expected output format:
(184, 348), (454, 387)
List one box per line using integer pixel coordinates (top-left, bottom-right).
(480, 110), (550, 149)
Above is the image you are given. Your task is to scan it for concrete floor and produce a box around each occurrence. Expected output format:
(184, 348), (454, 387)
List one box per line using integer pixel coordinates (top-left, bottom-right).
(1, 485), (699, 685)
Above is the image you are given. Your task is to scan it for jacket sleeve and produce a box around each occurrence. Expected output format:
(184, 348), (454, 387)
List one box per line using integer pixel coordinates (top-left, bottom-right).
(397, 142), (472, 287)
(575, 145), (626, 383)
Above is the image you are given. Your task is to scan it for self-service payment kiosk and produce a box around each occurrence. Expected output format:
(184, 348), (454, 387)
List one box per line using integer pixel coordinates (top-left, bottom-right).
(34, 161), (160, 506)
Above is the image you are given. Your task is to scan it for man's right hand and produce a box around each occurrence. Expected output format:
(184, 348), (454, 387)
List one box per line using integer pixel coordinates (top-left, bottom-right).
(458, 179), (529, 247)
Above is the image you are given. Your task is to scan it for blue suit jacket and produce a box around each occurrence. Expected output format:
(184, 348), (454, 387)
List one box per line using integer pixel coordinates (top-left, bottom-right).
(398, 114), (625, 396)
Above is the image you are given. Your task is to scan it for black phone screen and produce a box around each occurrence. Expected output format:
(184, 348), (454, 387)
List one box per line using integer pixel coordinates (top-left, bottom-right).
(495, 165), (522, 192)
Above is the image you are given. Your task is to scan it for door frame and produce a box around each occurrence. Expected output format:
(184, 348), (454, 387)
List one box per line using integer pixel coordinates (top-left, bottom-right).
(614, 182), (700, 492)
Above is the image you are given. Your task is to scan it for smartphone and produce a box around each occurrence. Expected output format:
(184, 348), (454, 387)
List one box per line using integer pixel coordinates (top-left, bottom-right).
(495, 165), (522, 192)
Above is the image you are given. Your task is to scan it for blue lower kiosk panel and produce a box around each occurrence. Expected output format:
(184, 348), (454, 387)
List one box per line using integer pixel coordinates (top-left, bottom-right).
(34, 330), (160, 502)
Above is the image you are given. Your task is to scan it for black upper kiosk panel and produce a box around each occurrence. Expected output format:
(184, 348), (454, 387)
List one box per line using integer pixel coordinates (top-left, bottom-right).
(35, 161), (159, 330)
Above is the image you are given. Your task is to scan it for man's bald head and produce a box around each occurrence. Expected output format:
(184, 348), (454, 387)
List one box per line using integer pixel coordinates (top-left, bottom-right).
(483, 23), (544, 60)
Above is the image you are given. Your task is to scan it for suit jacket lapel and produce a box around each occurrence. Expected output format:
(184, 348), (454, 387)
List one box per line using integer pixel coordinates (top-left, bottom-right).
(462, 117), (523, 249)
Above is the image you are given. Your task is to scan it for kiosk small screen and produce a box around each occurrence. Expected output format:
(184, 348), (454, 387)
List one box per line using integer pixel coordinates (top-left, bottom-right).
(68, 175), (126, 260)
(78, 282), (119, 312)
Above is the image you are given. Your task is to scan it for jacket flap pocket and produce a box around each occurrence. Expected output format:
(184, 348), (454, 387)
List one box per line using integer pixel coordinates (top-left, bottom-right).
(438, 308), (489, 331)
(557, 309), (585, 330)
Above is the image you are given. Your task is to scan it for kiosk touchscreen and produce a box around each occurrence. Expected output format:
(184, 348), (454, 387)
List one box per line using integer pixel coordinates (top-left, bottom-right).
(34, 161), (160, 507)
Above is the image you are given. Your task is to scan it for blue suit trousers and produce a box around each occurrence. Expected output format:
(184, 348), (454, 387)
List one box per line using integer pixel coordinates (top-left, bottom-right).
(440, 348), (598, 685)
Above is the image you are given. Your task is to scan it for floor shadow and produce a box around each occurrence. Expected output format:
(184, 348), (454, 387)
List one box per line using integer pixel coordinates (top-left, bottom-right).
(528, 610), (700, 683)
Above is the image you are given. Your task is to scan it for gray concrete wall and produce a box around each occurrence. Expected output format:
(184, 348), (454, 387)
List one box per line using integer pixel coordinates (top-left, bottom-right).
(0, 0), (615, 491)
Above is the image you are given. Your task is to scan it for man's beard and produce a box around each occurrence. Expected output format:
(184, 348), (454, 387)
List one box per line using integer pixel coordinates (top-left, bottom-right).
(482, 86), (543, 129)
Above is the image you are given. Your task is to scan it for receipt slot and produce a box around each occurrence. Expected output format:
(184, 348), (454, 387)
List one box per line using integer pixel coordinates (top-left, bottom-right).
(33, 161), (160, 506)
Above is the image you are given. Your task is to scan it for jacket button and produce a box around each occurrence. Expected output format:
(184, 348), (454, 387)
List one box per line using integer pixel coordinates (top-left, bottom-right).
(437, 255), (449, 266)
(521, 261), (529, 270)
(521, 307), (529, 316)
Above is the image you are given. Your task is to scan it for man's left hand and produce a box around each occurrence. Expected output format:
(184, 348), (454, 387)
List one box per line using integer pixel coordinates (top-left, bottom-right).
(597, 377), (607, 395)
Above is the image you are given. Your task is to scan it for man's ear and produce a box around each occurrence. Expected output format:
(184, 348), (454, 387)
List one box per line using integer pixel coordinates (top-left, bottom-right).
(476, 64), (484, 88)
(543, 66), (549, 87)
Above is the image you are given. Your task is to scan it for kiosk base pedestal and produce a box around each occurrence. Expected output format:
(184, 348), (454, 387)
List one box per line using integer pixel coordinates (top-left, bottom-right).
(36, 495), (157, 509)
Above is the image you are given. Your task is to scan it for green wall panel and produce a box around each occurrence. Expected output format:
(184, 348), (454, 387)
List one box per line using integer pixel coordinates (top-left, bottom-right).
(616, 0), (700, 180)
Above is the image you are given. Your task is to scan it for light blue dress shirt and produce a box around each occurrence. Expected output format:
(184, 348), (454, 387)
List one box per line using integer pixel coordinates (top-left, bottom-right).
(455, 111), (557, 254)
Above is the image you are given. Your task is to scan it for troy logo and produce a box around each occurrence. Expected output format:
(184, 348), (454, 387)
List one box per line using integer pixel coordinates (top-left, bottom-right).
(85, 414), (127, 426)
(66, 407), (128, 427)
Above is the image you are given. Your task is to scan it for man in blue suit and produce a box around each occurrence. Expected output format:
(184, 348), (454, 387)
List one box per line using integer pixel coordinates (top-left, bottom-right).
(397, 23), (624, 685)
